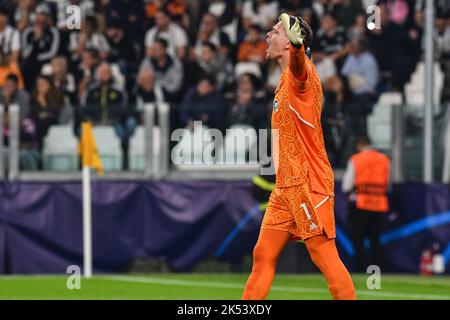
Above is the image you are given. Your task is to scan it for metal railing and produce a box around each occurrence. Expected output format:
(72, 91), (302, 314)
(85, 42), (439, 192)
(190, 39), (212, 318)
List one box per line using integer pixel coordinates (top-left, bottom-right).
(2, 100), (449, 183)
(0, 102), (260, 182)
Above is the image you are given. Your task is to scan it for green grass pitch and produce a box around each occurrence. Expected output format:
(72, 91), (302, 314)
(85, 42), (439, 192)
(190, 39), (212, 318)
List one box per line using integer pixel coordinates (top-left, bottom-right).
(0, 274), (449, 300)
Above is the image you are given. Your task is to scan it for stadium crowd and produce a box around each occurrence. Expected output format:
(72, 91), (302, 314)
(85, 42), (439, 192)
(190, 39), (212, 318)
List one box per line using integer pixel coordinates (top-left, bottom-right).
(0, 0), (449, 170)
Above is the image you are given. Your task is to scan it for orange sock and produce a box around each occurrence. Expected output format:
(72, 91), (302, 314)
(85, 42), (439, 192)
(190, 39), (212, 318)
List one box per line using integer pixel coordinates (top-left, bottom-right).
(242, 230), (356, 300)
(242, 229), (291, 300)
(304, 235), (357, 300)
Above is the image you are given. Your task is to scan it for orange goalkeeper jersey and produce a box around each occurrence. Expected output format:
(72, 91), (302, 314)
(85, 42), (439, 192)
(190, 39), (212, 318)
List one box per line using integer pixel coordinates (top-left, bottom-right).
(271, 45), (334, 196)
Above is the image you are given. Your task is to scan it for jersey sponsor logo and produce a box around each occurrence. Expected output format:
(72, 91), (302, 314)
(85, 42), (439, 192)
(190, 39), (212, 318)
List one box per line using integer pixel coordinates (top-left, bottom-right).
(273, 100), (279, 112)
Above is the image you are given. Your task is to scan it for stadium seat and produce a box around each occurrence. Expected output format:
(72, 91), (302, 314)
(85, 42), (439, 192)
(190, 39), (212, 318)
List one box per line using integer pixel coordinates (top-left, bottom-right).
(377, 92), (403, 106)
(43, 125), (79, 171)
(234, 62), (262, 79)
(128, 125), (161, 172)
(367, 92), (403, 150)
(92, 126), (123, 171)
(405, 62), (444, 116)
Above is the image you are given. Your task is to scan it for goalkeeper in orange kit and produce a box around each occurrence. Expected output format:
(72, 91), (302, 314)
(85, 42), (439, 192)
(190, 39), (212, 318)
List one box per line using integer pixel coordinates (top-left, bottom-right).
(242, 14), (356, 300)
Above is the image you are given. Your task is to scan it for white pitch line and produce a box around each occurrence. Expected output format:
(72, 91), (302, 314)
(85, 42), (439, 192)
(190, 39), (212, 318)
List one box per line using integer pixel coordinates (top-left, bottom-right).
(106, 276), (450, 300)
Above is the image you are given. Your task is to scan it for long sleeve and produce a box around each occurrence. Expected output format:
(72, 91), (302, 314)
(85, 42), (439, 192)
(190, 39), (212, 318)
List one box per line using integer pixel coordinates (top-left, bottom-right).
(288, 45), (308, 82)
(342, 159), (355, 193)
(37, 28), (60, 62)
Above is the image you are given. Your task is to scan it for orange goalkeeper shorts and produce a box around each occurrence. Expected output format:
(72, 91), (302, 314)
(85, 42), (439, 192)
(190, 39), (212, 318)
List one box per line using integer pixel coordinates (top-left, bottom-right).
(261, 185), (336, 241)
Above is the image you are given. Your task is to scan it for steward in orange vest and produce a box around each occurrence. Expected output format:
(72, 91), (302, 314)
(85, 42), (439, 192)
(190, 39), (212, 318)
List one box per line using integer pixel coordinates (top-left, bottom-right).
(342, 135), (390, 272)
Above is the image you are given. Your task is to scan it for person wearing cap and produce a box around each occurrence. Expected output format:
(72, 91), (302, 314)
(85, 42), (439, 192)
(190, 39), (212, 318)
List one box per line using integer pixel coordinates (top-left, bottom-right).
(21, 3), (60, 90)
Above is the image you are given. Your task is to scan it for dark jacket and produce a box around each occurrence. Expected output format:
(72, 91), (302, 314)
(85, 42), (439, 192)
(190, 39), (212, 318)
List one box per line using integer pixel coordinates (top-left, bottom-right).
(81, 82), (128, 125)
(180, 88), (224, 129)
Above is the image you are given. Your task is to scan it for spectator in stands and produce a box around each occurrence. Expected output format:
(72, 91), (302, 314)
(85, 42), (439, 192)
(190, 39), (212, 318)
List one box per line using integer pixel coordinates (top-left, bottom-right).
(145, 9), (188, 60)
(198, 0), (236, 29)
(75, 48), (101, 100)
(74, 15), (110, 61)
(14, 0), (39, 32)
(226, 87), (265, 130)
(367, 1), (417, 89)
(45, 56), (77, 106)
(105, 20), (137, 74)
(0, 74), (30, 120)
(29, 75), (66, 149)
(341, 36), (379, 95)
(237, 24), (266, 64)
(0, 7), (20, 63)
(327, 0), (364, 30)
(180, 75), (224, 130)
(0, 48), (24, 89)
(227, 72), (266, 102)
(322, 75), (353, 167)
(132, 68), (160, 124)
(1, 74), (38, 171)
(189, 41), (233, 91)
(435, 13), (450, 103)
(140, 38), (184, 103)
(347, 13), (367, 40)
(144, 0), (189, 39)
(81, 63), (135, 141)
(312, 12), (348, 74)
(104, 0), (145, 44)
(241, 0), (278, 31)
(341, 36), (379, 136)
(21, 3), (60, 90)
(194, 13), (232, 58)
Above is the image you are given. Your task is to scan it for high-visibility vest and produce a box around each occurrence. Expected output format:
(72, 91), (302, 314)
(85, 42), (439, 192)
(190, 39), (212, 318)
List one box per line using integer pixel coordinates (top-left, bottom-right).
(351, 149), (390, 213)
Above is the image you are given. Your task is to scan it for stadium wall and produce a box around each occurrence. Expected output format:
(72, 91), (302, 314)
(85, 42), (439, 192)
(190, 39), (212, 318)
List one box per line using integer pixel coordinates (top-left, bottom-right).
(0, 181), (449, 274)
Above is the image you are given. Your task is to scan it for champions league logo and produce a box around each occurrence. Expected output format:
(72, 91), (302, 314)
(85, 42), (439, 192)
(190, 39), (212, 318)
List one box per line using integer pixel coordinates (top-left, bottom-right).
(273, 100), (279, 112)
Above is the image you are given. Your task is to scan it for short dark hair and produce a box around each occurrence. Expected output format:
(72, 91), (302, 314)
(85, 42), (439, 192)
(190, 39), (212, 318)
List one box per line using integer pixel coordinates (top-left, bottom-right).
(156, 8), (171, 18)
(106, 18), (122, 30)
(249, 24), (262, 33)
(198, 74), (216, 87)
(84, 48), (100, 60)
(202, 41), (217, 52)
(0, 6), (9, 17)
(84, 15), (98, 29)
(356, 135), (371, 146)
(356, 36), (369, 52)
(155, 38), (169, 49)
(6, 74), (19, 84)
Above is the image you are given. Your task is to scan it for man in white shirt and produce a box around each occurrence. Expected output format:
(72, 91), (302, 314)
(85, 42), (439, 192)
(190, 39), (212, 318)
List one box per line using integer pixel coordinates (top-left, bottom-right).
(145, 9), (188, 60)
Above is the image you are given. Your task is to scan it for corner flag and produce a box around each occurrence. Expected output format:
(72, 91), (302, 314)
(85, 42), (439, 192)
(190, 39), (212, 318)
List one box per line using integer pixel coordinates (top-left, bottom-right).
(79, 121), (103, 175)
(78, 121), (103, 278)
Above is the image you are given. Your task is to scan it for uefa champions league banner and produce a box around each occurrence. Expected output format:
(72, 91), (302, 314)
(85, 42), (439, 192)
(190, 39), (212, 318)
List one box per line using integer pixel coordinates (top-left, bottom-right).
(0, 181), (449, 274)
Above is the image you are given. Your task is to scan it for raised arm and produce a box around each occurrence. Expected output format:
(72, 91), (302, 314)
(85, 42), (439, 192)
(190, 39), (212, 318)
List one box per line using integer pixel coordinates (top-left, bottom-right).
(280, 13), (309, 82)
(289, 45), (308, 82)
